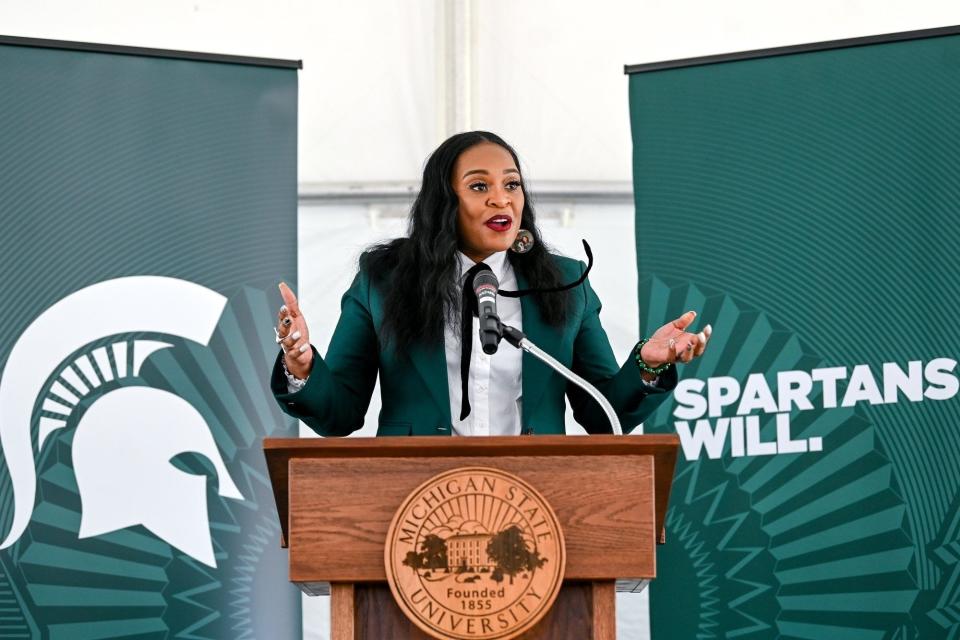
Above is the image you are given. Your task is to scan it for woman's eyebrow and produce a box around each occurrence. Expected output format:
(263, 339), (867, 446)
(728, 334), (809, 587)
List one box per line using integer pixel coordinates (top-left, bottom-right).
(462, 168), (519, 178)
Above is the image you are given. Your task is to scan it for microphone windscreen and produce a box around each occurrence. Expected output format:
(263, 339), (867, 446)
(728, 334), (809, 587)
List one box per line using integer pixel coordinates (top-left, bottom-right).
(473, 269), (498, 290)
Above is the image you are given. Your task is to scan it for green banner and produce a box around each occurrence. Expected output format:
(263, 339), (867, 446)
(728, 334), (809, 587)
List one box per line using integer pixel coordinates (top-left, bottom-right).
(0, 40), (301, 638)
(629, 31), (960, 638)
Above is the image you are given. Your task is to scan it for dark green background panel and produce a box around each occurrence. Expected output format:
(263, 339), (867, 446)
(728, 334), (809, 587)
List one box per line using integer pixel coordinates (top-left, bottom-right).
(630, 33), (960, 639)
(0, 42), (300, 639)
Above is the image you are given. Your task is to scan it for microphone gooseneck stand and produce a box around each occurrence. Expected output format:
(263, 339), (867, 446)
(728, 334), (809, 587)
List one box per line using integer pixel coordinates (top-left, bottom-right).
(493, 322), (624, 436)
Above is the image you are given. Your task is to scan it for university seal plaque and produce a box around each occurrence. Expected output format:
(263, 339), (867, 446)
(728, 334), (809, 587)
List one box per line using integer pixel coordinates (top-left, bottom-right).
(385, 467), (566, 640)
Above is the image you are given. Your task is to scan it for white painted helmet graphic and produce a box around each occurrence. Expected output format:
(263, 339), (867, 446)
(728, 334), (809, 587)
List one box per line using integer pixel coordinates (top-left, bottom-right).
(0, 277), (244, 567)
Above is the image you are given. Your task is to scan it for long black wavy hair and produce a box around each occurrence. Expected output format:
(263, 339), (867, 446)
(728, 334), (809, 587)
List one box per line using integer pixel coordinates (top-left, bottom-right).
(362, 131), (570, 351)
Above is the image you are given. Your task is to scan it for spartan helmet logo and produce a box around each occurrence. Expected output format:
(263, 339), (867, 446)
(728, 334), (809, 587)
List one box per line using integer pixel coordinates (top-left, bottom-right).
(0, 276), (244, 567)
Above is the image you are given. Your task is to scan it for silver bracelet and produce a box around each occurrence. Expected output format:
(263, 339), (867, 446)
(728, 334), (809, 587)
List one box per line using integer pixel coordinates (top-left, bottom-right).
(281, 354), (308, 390)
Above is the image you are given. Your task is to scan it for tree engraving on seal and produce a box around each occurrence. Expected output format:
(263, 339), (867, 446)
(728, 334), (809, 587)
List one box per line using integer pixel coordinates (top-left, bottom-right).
(386, 467), (566, 640)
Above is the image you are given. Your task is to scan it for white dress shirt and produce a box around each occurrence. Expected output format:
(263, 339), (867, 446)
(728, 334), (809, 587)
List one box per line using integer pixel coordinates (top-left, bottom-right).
(446, 251), (523, 436)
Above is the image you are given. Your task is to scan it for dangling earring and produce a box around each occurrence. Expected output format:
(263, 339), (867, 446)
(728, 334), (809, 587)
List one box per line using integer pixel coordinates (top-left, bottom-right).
(510, 229), (534, 254)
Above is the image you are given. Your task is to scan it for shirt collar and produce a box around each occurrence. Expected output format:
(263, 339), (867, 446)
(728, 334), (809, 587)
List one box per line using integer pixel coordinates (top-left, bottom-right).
(457, 250), (510, 283)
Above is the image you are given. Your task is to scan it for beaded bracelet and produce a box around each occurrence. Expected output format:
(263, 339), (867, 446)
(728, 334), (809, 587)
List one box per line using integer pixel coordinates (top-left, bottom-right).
(634, 339), (672, 376)
(281, 354), (308, 390)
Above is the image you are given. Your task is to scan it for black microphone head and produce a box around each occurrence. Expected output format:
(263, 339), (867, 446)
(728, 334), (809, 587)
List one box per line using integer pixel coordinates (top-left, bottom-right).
(473, 269), (499, 309)
(473, 268), (498, 291)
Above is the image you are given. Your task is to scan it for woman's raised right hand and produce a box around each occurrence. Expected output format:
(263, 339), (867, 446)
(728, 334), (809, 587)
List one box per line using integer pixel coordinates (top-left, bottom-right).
(277, 282), (314, 380)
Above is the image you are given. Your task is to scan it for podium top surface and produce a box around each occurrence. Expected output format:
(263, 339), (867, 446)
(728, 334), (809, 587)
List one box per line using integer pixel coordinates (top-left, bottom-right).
(264, 434), (680, 551)
(264, 433), (679, 458)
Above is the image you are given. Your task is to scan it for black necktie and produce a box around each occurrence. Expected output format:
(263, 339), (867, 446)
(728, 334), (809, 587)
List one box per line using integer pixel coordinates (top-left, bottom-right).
(459, 262), (491, 421)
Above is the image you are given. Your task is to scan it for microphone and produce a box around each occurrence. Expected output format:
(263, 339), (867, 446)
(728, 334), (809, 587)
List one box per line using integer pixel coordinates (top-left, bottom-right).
(473, 268), (501, 354)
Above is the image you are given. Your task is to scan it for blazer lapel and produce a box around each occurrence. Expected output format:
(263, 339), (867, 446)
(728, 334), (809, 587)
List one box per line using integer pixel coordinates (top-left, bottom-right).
(408, 340), (452, 426)
(371, 279), (450, 428)
(516, 271), (563, 430)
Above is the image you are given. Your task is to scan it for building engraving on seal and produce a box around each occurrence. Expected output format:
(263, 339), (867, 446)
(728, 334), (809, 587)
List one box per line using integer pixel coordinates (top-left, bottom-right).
(446, 533), (494, 571)
(385, 467), (566, 640)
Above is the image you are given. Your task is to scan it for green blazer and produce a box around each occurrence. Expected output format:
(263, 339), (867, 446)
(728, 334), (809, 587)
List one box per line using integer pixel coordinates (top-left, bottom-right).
(271, 255), (677, 436)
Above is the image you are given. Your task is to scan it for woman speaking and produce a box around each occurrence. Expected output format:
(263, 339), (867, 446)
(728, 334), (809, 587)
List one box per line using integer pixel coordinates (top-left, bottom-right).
(270, 131), (710, 437)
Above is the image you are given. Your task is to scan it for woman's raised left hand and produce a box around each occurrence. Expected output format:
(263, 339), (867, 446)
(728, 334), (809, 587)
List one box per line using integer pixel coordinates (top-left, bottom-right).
(639, 310), (711, 369)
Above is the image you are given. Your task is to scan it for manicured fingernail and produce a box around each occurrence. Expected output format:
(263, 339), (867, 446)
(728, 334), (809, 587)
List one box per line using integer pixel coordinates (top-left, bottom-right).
(697, 331), (706, 343)
(299, 344), (309, 353)
(291, 331), (301, 340)
(704, 324), (712, 336)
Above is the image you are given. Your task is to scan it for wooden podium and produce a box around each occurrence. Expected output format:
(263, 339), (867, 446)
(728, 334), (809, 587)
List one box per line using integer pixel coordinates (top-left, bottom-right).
(264, 434), (679, 640)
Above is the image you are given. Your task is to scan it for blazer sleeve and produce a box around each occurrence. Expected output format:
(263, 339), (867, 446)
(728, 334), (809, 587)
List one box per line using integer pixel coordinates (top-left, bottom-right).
(270, 269), (379, 436)
(567, 264), (677, 434)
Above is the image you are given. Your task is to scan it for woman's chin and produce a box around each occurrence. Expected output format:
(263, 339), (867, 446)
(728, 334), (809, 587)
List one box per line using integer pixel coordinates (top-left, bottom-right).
(488, 240), (515, 255)
(473, 243), (512, 257)
(489, 232), (519, 253)
(461, 234), (517, 261)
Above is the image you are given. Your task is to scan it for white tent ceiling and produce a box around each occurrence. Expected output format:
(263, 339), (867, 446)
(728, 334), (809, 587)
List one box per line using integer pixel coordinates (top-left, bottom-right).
(3, 0), (959, 186)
